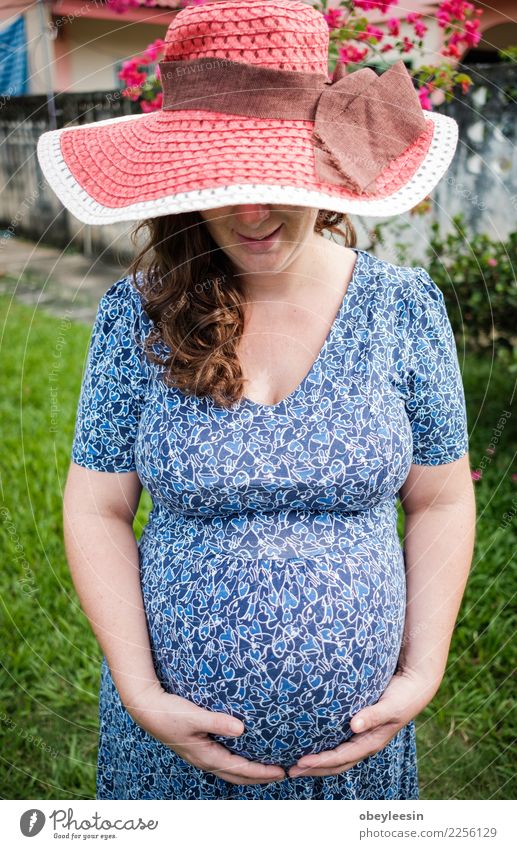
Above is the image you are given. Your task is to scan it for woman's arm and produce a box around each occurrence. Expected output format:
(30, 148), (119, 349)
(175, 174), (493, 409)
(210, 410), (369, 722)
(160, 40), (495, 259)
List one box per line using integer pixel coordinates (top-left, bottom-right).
(397, 453), (476, 687)
(63, 462), (287, 785)
(288, 454), (476, 778)
(63, 462), (158, 706)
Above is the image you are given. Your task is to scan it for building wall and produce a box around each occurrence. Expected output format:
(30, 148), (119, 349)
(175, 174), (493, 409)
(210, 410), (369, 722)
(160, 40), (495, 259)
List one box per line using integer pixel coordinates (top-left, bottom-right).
(477, 22), (517, 52)
(64, 17), (167, 92)
(48, 0), (175, 93)
(0, 0), (175, 96)
(5, 4), (54, 98)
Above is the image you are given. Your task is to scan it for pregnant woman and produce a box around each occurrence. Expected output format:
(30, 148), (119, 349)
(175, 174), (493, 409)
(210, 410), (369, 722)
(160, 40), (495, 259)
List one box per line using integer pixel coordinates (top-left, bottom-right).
(38, 0), (476, 800)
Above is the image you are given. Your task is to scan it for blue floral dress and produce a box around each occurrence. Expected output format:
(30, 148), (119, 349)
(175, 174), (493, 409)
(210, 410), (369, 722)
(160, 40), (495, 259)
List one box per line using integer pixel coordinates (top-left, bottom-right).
(71, 248), (469, 800)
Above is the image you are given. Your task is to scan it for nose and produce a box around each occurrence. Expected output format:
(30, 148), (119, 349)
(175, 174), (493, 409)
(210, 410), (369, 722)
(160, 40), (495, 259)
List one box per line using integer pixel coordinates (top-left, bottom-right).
(233, 205), (272, 231)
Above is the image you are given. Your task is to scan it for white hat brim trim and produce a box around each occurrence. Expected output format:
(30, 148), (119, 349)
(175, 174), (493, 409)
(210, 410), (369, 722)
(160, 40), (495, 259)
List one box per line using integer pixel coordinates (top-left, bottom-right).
(36, 110), (458, 225)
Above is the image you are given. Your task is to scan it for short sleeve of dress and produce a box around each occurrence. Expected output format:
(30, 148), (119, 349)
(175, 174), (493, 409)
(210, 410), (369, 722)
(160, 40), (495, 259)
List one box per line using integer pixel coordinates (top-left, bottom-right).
(402, 266), (469, 466)
(71, 277), (149, 472)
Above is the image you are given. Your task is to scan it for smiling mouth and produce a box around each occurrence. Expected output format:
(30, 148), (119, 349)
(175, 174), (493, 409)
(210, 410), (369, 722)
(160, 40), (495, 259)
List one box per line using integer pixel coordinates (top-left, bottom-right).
(236, 224), (282, 240)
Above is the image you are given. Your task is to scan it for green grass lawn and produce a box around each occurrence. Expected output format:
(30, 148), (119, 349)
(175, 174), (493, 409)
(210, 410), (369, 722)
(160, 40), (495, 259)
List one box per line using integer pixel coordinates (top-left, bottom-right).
(0, 294), (515, 800)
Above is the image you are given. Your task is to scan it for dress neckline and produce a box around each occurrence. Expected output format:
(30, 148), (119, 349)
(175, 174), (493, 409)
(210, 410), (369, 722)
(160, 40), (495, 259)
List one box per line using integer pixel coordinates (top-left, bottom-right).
(239, 247), (366, 412)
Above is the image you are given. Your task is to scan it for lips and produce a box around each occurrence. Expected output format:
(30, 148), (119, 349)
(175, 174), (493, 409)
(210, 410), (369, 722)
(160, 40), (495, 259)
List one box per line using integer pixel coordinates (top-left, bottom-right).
(236, 224), (282, 241)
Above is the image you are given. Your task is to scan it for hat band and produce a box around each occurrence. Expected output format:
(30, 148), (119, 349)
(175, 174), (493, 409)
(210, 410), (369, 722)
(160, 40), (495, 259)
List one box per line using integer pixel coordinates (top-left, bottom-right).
(158, 57), (427, 195)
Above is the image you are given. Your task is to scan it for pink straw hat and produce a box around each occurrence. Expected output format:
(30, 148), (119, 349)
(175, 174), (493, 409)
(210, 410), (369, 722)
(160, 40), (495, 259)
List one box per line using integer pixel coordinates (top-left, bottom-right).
(36, 0), (458, 226)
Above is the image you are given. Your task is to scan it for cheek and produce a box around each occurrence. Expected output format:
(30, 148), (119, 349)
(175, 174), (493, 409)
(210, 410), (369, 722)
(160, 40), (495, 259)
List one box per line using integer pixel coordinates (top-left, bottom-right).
(289, 216), (318, 240)
(199, 208), (230, 233)
(202, 220), (228, 248)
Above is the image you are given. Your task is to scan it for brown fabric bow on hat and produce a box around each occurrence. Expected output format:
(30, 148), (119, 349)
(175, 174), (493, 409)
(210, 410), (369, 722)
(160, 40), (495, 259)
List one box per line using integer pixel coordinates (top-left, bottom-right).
(158, 57), (427, 195)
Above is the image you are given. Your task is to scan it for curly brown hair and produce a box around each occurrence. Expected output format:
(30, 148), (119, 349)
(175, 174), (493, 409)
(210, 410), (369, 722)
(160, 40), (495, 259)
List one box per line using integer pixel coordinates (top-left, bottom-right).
(128, 209), (357, 409)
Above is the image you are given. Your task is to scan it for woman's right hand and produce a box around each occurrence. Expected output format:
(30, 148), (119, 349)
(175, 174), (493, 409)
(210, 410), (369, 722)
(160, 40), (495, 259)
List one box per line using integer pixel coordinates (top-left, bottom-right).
(124, 680), (287, 786)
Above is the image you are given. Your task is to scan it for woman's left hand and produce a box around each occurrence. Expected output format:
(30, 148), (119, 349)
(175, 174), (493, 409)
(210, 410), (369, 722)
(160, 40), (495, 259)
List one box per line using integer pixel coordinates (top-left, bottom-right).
(288, 666), (443, 778)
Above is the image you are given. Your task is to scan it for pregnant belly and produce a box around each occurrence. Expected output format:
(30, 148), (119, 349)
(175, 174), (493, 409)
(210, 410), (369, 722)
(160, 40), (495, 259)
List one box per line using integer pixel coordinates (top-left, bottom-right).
(139, 539), (406, 770)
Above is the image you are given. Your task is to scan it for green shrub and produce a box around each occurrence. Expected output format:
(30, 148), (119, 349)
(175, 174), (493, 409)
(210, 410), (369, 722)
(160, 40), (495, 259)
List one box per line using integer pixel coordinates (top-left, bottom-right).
(370, 212), (517, 373)
(425, 214), (517, 372)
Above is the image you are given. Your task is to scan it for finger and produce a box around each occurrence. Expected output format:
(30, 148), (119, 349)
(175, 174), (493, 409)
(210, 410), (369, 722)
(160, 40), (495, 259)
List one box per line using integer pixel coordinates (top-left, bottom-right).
(177, 748), (286, 786)
(210, 759), (286, 782)
(289, 759), (363, 778)
(349, 688), (406, 734)
(190, 709), (245, 738)
(192, 738), (286, 782)
(349, 707), (383, 734)
(211, 769), (287, 786)
(293, 747), (370, 771)
(294, 726), (396, 770)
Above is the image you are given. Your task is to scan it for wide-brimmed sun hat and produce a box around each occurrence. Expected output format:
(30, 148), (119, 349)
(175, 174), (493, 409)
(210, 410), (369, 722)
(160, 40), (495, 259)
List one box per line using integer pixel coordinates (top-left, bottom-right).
(36, 0), (458, 226)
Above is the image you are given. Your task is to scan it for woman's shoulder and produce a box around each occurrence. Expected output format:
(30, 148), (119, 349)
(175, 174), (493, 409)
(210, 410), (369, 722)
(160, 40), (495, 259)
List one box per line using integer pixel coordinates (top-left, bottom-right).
(100, 271), (149, 314)
(356, 249), (443, 310)
(96, 271), (156, 341)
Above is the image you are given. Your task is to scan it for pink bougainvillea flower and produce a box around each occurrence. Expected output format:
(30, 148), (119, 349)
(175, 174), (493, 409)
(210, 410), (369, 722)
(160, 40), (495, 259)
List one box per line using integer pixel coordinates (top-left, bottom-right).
(387, 17), (400, 37)
(120, 70), (147, 88)
(367, 24), (385, 39)
(142, 38), (166, 63)
(353, 0), (399, 11)
(351, 0), (377, 10)
(118, 58), (148, 89)
(356, 24), (385, 42)
(437, 0), (483, 54)
(140, 92), (164, 112)
(338, 43), (369, 65)
(443, 43), (461, 58)
(121, 86), (141, 102)
(120, 58), (139, 74)
(487, 257), (498, 267)
(418, 85), (432, 110)
(471, 470), (482, 481)
(323, 9), (343, 30)
(413, 20), (428, 38)
(106, 0), (140, 12)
